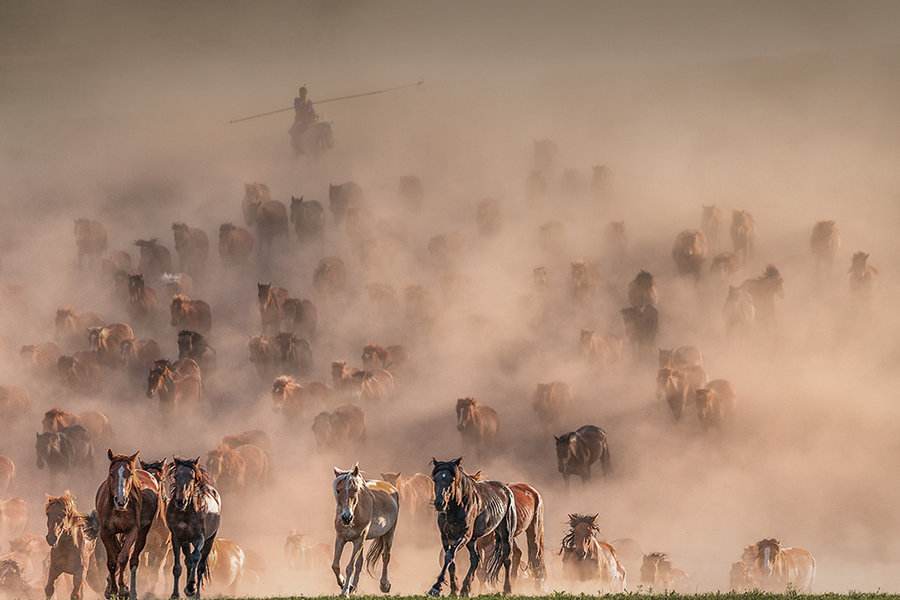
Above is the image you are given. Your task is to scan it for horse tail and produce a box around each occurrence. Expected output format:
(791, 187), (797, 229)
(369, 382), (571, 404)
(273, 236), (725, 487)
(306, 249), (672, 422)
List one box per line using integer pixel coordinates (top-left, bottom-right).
(485, 486), (517, 585)
(599, 436), (613, 476)
(364, 536), (386, 577)
(83, 510), (100, 541)
(526, 486), (546, 580)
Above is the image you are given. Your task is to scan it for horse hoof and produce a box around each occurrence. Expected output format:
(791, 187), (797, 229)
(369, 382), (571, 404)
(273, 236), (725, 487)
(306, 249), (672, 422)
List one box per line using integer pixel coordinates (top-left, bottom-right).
(427, 588), (441, 597)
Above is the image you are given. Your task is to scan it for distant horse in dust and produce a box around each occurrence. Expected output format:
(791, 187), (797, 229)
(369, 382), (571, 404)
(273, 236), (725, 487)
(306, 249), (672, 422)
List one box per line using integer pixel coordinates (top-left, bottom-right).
(74, 219), (108, 270)
(695, 379), (736, 431)
(177, 330), (216, 373)
(171, 223), (209, 276)
(290, 196), (325, 243)
(312, 405), (366, 452)
(330, 465), (399, 597)
(748, 538), (815, 593)
(127, 274), (159, 325)
(243, 183), (289, 256)
(848, 251), (877, 298)
(170, 295), (212, 335)
(700, 205), (722, 250)
(672, 230), (708, 279)
(146, 359), (202, 416)
(627, 270), (657, 308)
(559, 513), (625, 592)
(640, 552), (689, 592)
(554, 425), (611, 486)
(531, 382), (571, 433)
(258, 283), (288, 335)
(740, 265), (784, 326)
(89, 323), (136, 369)
(134, 239), (172, 282)
(730, 210), (755, 263)
(217, 224), (254, 266)
(428, 457), (517, 596)
(621, 305), (658, 359)
(810, 220), (840, 274)
(723, 285), (756, 337)
(456, 398), (499, 458)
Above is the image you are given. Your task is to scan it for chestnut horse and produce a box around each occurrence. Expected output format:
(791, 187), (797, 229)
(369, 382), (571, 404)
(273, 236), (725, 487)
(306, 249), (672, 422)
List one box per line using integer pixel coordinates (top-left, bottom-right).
(94, 450), (159, 600)
(44, 492), (104, 600)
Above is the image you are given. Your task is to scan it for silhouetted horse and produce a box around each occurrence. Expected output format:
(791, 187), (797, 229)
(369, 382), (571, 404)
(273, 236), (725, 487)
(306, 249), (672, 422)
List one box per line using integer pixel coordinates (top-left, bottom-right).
(166, 457), (221, 599)
(95, 450), (159, 600)
(554, 425), (611, 486)
(428, 457), (516, 596)
(36, 425), (94, 481)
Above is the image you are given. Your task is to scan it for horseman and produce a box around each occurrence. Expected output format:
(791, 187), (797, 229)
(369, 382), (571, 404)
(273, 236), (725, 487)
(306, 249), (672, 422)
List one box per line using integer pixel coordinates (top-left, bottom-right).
(291, 86), (317, 135)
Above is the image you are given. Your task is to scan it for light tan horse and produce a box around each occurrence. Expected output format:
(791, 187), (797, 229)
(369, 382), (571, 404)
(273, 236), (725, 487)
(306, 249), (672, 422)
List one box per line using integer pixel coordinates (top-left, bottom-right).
(749, 538), (815, 592)
(730, 210), (755, 263)
(331, 465), (399, 597)
(695, 380), (736, 430)
(559, 514), (625, 592)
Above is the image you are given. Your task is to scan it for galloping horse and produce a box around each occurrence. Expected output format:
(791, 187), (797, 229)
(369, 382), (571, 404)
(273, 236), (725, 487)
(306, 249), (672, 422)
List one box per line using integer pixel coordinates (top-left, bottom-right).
(166, 457), (221, 599)
(44, 492), (104, 600)
(428, 457), (517, 597)
(751, 538), (816, 592)
(559, 513), (626, 591)
(554, 425), (611, 486)
(94, 450), (159, 600)
(330, 465), (399, 597)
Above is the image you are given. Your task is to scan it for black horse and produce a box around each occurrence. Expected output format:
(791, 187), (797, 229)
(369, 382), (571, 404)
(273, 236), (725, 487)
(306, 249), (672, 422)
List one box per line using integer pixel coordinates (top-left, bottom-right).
(36, 424), (94, 479)
(166, 457), (221, 599)
(428, 457), (516, 597)
(554, 425), (611, 486)
(177, 330), (216, 373)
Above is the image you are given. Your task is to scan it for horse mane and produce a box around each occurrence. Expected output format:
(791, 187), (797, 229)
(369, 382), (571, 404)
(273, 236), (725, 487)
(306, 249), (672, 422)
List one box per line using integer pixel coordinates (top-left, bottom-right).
(560, 513), (601, 553)
(757, 537), (781, 549)
(45, 492), (78, 516)
(647, 551), (668, 560)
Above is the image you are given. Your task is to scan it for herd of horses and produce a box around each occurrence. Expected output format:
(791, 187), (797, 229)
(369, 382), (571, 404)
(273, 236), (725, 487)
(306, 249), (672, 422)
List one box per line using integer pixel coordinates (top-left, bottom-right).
(0, 137), (878, 599)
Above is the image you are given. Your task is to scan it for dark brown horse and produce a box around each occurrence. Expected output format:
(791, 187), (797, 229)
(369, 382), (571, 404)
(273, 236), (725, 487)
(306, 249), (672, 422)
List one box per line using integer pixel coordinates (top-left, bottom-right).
(44, 492), (104, 600)
(740, 265), (784, 326)
(620, 305), (658, 359)
(166, 457), (221, 599)
(95, 450), (159, 600)
(282, 298), (318, 339)
(134, 239), (172, 281)
(428, 458), (516, 597)
(177, 330), (216, 373)
(289, 196), (325, 242)
(274, 333), (313, 377)
(554, 425), (611, 486)
(257, 283), (288, 334)
(456, 398), (499, 458)
(127, 274), (159, 325)
(171, 223), (209, 276)
(217, 224), (254, 266)
(170, 295), (212, 334)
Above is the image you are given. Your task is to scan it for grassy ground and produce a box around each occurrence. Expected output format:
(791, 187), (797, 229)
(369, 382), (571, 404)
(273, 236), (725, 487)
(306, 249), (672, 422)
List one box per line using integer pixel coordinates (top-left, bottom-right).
(231, 595), (900, 600)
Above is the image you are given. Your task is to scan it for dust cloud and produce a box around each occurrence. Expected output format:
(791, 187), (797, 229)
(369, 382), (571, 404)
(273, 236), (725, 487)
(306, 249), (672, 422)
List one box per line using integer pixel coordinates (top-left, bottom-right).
(1, 0), (900, 596)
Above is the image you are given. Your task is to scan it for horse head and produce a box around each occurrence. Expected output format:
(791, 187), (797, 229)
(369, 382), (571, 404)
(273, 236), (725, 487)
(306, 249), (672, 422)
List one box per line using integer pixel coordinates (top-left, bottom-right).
(430, 457), (463, 512)
(35, 432), (60, 469)
(44, 492), (76, 546)
(147, 359), (174, 398)
(455, 398), (478, 431)
(756, 539), (781, 577)
(332, 463), (363, 525)
(107, 450), (140, 511)
(563, 513), (601, 560)
(169, 456), (202, 511)
(554, 432), (580, 475)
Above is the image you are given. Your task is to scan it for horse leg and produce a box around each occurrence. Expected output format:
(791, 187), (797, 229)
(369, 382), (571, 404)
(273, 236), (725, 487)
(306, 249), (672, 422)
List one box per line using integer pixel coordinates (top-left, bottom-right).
(459, 538), (480, 596)
(341, 537), (363, 597)
(184, 534), (205, 598)
(45, 561), (62, 600)
(116, 529), (138, 598)
(195, 533), (216, 599)
(428, 536), (463, 596)
(72, 561), (85, 600)
(127, 526), (151, 600)
(448, 561), (458, 596)
(170, 542), (182, 599)
(379, 528), (395, 594)
(331, 538), (346, 590)
(510, 540), (522, 582)
(101, 530), (121, 599)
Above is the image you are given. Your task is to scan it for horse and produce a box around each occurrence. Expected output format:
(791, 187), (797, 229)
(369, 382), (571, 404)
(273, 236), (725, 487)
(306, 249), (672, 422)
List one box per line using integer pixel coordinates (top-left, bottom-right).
(134, 239), (172, 282)
(21, 342), (62, 376)
(700, 205), (722, 250)
(724, 285), (756, 336)
(170, 295), (212, 335)
(361, 345), (405, 371)
(272, 376), (309, 422)
(204, 539), (245, 596)
(120, 339), (162, 383)
(554, 425), (611, 486)
(0, 558), (37, 599)
(258, 284), (288, 334)
(55, 308), (104, 349)
(217, 224), (254, 266)
(36, 425), (94, 480)
(313, 257), (348, 296)
(620, 305), (658, 359)
(671, 230), (708, 278)
(559, 514), (626, 591)
(695, 380), (736, 430)
(475, 482), (546, 589)
(0, 456), (13, 495)
(88, 324), (136, 369)
(750, 538), (815, 592)
(531, 382), (570, 433)
(177, 330), (216, 373)
(165, 457), (221, 599)
(729, 560), (753, 591)
(332, 363), (394, 403)
(126, 274), (159, 325)
(289, 196), (325, 242)
(43, 492), (104, 600)
(330, 465), (399, 596)
(570, 261), (597, 304)
(160, 272), (193, 301)
(740, 265), (784, 326)
(248, 336), (278, 380)
(274, 333), (313, 377)
(810, 220), (840, 273)
(57, 354), (102, 395)
(640, 552), (689, 591)
(658, 346), (703, 370)
(242, 183), (271, 225)
(379, 473), (434, 526)
(849, 251), (878, 297)
(627, 270), (657, 308)
(205, 444), (268, 494)
(428, 458), (516, 596)
(74, 219), (108, 270)
(656, 368), (690, 421)
(730, 210), (755, 263)
(95, 450), (159, 600)
(146, 359), (202, 415)
(282, 298), (317, 340)
(171, 223), (209, 276)
(456, 398), (499, 458)
(42, 408), (79, 433)
(328, 182), (363, 226)
(311, 405), (366, 452)
(711, 252), (741, 280)
(136, 460), (169, 597)
(220, 430), (272, 453)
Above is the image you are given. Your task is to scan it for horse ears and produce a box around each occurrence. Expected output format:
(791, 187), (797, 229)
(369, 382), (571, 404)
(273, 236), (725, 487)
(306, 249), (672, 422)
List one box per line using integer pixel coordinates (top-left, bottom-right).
(193, 457), (200, 465)
(351, 463), (359, 476)
(129, 451), (140, 462)
(431, 457), (438, 466)
(452, 457), (462, 466)
(107, 449), (114, 461)
(333, 467), (344, 477)
(553, 435), (560, 442)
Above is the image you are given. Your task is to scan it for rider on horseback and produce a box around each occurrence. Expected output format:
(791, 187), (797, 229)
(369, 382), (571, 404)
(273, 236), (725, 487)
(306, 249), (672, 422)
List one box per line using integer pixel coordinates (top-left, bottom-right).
(292, 86), (317, 134)
(289, 85), (333, 156)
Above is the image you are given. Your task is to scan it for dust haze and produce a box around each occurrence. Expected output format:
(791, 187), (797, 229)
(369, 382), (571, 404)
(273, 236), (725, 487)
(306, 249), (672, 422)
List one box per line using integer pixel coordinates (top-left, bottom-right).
(1, 0), (900, 595)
